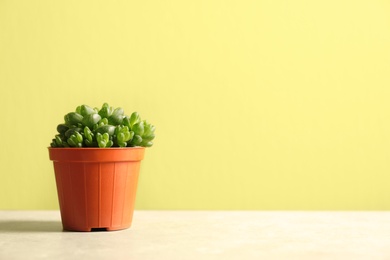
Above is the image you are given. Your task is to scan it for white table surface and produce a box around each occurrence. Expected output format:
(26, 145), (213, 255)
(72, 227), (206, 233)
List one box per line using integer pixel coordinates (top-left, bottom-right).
(0, 210), (389, 259)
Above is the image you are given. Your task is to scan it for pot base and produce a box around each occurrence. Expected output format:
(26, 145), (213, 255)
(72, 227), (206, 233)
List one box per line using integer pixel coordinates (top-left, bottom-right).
(62, 224), (131, 232)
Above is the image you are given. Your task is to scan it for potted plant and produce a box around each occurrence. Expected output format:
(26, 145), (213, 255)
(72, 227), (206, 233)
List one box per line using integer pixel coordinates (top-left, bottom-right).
(48, 103), (155, 232)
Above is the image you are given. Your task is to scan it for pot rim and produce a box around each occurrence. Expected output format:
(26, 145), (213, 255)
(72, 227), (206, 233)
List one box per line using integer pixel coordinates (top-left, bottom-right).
(48, 146), (145, 162)
(47, 146), (145, 150)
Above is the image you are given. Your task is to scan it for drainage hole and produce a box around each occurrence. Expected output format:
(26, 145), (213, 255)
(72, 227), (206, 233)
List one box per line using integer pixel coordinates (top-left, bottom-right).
(91, 227), (108, 232)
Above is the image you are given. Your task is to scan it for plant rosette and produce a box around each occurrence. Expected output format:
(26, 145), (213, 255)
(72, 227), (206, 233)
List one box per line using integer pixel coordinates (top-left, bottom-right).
(50, 103), (155, 148)
(48, 103), (155, 232)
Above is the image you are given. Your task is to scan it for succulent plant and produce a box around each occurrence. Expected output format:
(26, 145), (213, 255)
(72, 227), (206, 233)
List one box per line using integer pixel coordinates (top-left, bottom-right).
(50, 103), (155, 148)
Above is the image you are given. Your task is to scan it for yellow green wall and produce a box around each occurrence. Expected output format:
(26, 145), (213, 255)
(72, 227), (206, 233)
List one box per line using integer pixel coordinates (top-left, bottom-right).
(1, 0), (390, 210)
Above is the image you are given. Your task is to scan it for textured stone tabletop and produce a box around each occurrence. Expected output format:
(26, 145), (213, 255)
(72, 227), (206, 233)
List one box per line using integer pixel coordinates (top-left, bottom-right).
(0, 210), (389, 259)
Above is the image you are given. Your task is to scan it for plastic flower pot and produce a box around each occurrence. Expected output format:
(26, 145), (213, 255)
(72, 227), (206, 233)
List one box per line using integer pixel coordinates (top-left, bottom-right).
(48, 147), (145, 232)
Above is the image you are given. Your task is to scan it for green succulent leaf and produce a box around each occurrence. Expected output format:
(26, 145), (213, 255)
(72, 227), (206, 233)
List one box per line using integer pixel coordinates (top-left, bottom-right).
(142, 121), (155, 143)
(64, 112), (83, 126)
(98, 103), (112, 118)
(55, 135), (63, 146)
(129, 112), (140, 128)
(114, 125), (133, 147)
(95, 125), (116, 136)
(56, 124), (69, 135)
(64, 127), (83, 138)
(98, 118), (108, 126)
(130, 135), (142, 146)
(108, 107), (124, 125)
(97, 132), (113, 148)
(79, 105), (96, 117)
(84, 126), (93, 142)
(123, 116), (131, 128)
(141, 141), (153, 147)
(82, 113), (102, 128)
(67, 132), (83, 147)
(132, 121), (144, 136)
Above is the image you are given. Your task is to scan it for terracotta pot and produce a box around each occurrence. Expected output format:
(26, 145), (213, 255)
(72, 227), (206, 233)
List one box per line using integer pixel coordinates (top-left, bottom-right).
(48, 147), (145, 232)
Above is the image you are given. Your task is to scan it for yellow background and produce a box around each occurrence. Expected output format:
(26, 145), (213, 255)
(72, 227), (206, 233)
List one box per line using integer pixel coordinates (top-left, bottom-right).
(1, 0), (390, 210)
